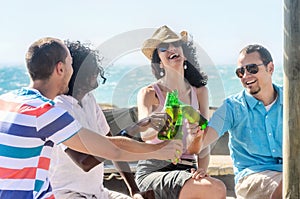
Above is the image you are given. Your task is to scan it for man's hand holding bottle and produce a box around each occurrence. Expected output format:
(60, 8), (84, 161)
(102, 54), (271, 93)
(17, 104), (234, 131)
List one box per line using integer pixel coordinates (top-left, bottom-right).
(181, 105), (208, 154)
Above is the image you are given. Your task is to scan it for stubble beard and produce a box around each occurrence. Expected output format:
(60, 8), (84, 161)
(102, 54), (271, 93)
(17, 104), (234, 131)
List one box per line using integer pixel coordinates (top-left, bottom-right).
(249, 86), (261, 95)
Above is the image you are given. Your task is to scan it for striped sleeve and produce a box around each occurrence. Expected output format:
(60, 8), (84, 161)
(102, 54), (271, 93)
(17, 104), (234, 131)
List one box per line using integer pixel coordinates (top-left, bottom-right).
(36, 104), (82, 144)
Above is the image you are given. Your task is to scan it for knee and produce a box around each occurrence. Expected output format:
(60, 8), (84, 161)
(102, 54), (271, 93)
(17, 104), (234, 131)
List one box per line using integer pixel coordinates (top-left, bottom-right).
(199, 177), (227, 199)
(213, 179), (227, 199)
(204, 177), (227, 199)
(270, 180), (282, 199)
(180, 177), (227, 199)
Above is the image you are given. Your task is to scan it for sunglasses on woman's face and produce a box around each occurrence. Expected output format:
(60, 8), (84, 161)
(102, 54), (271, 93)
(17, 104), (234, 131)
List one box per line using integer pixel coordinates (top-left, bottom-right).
(157, 41), (182, 52)
(235, 63), (264, 78)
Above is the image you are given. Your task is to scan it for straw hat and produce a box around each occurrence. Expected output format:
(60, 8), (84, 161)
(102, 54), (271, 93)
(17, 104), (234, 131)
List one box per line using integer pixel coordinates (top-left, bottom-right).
(142, 25), (188, 60)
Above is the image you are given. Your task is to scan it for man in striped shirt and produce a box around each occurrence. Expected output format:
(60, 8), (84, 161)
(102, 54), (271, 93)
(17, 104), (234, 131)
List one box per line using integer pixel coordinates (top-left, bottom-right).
(0, 37), (183, 199)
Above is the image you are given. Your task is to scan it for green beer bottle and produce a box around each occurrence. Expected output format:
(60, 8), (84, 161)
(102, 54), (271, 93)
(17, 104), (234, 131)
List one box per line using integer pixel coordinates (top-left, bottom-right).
(158, 90), (183, 140)
(157, 90), (208, 140)
(181, 105), (208, 130)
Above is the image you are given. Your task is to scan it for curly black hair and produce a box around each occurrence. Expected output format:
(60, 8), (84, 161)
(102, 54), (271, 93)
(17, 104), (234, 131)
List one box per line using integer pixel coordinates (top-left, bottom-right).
(64, 40), (106, 96)
(151, 39), (208, 88)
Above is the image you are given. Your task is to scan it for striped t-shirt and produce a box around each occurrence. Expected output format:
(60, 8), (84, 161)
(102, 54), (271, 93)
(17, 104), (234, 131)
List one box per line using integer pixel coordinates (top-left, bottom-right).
(0, 88), (82, 199)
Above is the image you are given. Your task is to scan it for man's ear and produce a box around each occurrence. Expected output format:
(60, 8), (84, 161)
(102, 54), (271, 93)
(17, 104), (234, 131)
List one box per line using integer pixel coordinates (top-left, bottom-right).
(55, 61), (64, 75)
(267, 62), (274, 74)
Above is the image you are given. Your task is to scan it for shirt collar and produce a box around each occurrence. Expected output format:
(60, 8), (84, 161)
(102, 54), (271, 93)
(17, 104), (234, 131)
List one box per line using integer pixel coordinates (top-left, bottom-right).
(55, 94), (79, 105)
(55, 93), (92, 107)
(19, 87), (54, 105)
(244, 90), (259, 109)
(244, 83), (283, 109)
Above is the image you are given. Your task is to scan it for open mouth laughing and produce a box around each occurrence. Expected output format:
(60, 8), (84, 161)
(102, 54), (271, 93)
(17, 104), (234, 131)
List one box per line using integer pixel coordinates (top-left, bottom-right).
(245, 79), (257, 86)
(169, 53), (180, 60)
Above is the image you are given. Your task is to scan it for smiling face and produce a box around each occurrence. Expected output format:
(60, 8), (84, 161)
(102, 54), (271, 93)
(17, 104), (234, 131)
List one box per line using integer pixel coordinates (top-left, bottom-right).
(86, 66), (100, 91)
(157, 42), (185, 73)
(237, 51), (273, 96)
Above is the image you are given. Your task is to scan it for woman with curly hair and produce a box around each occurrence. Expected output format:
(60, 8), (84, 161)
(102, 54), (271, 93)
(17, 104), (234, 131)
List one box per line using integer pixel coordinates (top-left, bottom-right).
(135, 25), (226, 199)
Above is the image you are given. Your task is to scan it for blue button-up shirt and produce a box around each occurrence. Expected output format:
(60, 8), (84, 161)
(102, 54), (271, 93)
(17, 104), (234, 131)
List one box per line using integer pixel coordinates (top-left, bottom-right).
(209, 84), (283, 184)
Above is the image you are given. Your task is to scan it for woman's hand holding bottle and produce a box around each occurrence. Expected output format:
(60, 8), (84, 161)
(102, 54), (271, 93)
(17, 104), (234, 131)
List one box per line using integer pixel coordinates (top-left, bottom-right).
(157, 90), (184, 140)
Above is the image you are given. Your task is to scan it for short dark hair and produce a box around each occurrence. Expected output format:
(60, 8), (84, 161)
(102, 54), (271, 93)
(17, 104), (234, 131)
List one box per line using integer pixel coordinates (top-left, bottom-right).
(240, 44), (273, 65)
(65, 40), (104, 96)
(25, 37), (68, 80)
(151, 40), (207, 88)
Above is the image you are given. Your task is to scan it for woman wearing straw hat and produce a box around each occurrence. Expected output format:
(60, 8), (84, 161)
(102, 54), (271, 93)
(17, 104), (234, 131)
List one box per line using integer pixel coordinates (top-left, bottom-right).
(135, 25), (226, 199)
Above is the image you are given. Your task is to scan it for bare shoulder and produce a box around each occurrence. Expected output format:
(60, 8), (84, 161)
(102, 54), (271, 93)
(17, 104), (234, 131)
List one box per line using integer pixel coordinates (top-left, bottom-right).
(195, 86), (209, 96)
(195, 86), (209, 116)
(137, 85), (158, 118)
(138, 85), (157, 101)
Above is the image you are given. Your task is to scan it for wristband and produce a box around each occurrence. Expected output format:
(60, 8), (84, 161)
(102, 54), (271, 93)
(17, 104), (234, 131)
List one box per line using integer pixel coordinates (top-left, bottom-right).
(117, 129), (134, 139)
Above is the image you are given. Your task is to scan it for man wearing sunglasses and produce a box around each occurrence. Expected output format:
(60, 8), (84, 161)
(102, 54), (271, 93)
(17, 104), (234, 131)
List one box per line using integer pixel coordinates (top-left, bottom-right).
(188, 44), (282, 198)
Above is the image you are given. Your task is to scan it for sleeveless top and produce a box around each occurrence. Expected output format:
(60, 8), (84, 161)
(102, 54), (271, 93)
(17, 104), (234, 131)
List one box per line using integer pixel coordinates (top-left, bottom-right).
(146, 83), (209, 160)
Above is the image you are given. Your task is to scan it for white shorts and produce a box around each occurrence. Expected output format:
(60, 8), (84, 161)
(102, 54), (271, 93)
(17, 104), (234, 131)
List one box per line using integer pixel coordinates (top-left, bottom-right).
(235, 170), (282, 199)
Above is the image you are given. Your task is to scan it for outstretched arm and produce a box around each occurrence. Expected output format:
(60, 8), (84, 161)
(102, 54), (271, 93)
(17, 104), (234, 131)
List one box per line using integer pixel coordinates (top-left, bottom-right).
(197, 149), (210, 171)
(64, 111), (170, 171)
(63, 127), (182, 162)
(117, 112), (171, 140)
(185, 118), (219, 154)
(184, 86), (209, 154)
(184, 86), (219, 154)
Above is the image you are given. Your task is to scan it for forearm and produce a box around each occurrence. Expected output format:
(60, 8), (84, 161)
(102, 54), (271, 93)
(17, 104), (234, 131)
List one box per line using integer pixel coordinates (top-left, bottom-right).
(186, 129), (205, 154)
(202, 127), (219, 149)
(122, 112), (169, 141)
(114, 138), (179, 161)
(64, 129), (150, 161)
(185, 110), (219, 154)
(113, 161), (140, 196)
(197, 153), (210, 171)
(64, 128), (181, 161)
(121, 117), (150, 137)
(65, 148), (105, 172)
(109, 136), (164, 153)
(139, 128), (157, 141)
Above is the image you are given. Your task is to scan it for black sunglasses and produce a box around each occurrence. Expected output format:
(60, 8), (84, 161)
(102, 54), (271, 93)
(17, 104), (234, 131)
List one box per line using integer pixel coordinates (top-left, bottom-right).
(158, 41), (182, 52)
(235, 63), (264, 78)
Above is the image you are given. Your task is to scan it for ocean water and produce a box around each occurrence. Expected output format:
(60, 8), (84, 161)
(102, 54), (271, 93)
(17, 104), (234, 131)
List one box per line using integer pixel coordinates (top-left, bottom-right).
(0, 64), (283, 108)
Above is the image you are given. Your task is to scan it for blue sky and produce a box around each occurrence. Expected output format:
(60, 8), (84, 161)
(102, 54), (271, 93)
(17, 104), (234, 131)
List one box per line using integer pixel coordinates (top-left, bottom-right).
(0, 0), (283, 66)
